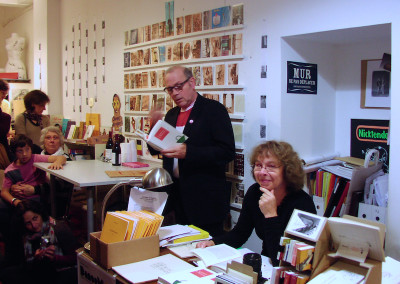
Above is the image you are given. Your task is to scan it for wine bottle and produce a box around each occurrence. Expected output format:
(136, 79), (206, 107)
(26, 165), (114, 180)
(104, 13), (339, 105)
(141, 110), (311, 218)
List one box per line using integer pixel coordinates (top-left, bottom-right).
(112, 134), (121, 166)
(105, 131), (113, 161)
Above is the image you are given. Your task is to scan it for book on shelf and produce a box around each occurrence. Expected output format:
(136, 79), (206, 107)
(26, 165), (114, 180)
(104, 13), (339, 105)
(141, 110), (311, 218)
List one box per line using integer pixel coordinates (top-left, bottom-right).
(135, 119), (188, 152)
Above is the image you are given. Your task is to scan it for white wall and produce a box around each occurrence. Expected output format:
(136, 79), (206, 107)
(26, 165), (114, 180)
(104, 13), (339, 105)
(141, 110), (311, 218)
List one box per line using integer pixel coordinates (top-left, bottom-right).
(9, 0), (398, 259)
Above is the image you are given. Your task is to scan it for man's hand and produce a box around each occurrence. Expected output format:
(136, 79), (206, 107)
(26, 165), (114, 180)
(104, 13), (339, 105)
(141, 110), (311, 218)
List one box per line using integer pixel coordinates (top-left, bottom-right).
(259, 187), (278, 218)
(196, 240), (215, 248)
(161, 143), (187, 159)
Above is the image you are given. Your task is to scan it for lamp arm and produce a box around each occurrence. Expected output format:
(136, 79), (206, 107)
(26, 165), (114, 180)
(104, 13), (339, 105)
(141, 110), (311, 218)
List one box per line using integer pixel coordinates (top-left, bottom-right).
(100, 178), (143, 229)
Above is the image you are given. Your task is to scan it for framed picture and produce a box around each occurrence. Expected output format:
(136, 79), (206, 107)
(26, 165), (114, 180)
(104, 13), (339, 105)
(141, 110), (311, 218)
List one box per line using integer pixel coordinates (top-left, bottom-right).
(361, 59), (390, 109)
(285, 209), (327, 242)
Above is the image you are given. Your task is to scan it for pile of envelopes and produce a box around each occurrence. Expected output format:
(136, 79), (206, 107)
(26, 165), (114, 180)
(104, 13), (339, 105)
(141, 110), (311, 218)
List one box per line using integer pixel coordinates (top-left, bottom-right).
(100, 210), (164, 243)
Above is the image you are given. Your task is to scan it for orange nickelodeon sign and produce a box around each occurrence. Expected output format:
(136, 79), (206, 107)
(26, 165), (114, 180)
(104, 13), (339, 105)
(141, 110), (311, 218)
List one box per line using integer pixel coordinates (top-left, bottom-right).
(356, 125), (389, 143)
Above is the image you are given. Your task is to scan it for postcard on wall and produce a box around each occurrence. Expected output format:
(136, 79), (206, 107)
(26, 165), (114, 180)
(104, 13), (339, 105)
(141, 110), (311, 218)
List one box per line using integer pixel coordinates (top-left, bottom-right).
(211, 36), (221, 57)
(223, 93), (234, 114)
(137, 49), (144, 66)
(124, 74), (129, 89)
(150, 71), (157, 88)
(144, 25), (151, 42)
(203, 93), (220, 102)
(155, 94), (166, 112)
(192, 13), (202, 32)
(232, 34), (243, 55)
(287, 61), (318, 94)
(173, 42), (183, 61)
(143, 48), (150, 65)
(151, 23), (159, 41)
(166, 95), (174, 112)
(192, 66), (201, 86)
(191, 40), (201, 59)
(141, 95), (150, 112)
(165, 1), (174, 36)
(131, 51), (138, 67)
(202, 66), (213, 86)
(124, 116), (131, 133)
(212, 6), (231, 29)
(125, 95), (130, 112)
(176, 16), (184, 35)
(201, 38), (210, 58)
(129, 73), (135, 89)
(158, 46), (166, 63)
(215, 64), (225, 85)
(232, 4), (244, 25)
(159, 21), (166, 39)
(184, 14), (192, 34)
(203, 10), (212, 30)
(234, 94), (245, 113)
(130, 29), (138, 45)
(129, 95), (136, 111)
(228, 63), (239, 85)
(135, 73), (142, 89)
(134, 95), (142, 112)
(166, 45), (173, 62)
(137, 27), (144, 43)
(158, 69), (166, 87)
(183, 41), (192, 60)
(221, 35), (231, 56)
(285, 209), (327, 242)
(141, 72), (149, 88)
(124, 31), (129, 46)
(151, 47), (159, 64)
(124, 52), (130, 68)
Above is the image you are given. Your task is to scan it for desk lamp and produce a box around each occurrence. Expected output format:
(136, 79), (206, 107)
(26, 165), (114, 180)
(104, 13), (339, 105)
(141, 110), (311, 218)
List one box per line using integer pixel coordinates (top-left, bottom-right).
(101, 168), (173, 228)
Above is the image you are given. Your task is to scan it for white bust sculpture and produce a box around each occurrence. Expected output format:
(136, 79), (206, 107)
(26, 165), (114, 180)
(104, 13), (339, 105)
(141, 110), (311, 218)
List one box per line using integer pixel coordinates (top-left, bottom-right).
(5, 33), (27, 79)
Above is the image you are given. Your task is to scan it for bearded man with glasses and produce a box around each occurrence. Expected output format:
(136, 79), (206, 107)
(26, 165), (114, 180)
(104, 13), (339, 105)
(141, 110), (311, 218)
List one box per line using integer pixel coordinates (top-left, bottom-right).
(148, 65), (235, 237)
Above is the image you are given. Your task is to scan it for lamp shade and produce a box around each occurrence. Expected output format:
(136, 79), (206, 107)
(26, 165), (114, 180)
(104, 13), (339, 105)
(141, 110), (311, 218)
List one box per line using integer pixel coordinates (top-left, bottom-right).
(142, 168), (173, 191)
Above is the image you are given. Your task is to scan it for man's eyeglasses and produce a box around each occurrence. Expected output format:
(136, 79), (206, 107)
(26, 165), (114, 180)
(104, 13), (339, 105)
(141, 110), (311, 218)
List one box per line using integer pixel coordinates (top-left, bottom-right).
(163, 77), (191, 94)
(253, 163), (282, 172)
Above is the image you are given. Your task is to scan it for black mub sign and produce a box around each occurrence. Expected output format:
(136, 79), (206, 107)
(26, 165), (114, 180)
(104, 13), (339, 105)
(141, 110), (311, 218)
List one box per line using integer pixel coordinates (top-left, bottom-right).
(287, 61), (317, 94)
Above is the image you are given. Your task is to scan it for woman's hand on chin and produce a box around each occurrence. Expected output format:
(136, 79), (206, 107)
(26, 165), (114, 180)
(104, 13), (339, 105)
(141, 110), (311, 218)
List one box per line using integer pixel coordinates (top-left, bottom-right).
(259, 187), (278, 218)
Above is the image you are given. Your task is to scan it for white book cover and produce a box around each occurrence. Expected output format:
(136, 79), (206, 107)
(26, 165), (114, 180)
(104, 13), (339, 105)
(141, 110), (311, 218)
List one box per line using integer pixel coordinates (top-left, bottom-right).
(112, 254), (194, 283)
(136, 119), (188, 151)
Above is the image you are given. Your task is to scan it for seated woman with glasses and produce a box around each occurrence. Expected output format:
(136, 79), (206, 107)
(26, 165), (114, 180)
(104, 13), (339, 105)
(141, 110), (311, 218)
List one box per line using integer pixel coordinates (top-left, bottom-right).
(196, 140), (316, 266)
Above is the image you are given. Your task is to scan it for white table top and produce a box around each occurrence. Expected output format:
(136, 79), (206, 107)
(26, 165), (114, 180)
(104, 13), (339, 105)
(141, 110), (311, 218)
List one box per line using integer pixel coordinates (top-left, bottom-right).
(34, 159), (161, 187)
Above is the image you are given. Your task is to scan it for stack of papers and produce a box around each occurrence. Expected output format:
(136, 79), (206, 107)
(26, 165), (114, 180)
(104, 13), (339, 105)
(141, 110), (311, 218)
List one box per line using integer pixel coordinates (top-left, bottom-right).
(100, 210), (164, 243)
(158, 224), (210, 247)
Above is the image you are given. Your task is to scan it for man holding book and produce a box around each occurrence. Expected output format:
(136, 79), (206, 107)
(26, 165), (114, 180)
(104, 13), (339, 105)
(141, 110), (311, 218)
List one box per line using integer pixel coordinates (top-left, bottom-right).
(148, 65), (235, 237)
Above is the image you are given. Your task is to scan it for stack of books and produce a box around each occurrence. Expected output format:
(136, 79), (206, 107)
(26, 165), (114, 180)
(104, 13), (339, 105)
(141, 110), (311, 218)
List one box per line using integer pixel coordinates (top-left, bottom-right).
(100, 210), (163, 243)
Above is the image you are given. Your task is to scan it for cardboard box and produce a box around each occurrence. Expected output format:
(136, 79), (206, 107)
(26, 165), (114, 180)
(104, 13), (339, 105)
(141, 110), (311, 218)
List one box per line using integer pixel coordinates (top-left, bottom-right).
(89, 231), (160, 269)
(77, 248), (117, 284)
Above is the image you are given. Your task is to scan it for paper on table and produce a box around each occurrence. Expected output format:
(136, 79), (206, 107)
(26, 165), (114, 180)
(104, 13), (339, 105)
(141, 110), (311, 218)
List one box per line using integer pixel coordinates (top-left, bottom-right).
(112, 254), (194, 284)
(382, 256), (400, 284)
(128, 186), (168, 215)
(307, 260), (366, 284)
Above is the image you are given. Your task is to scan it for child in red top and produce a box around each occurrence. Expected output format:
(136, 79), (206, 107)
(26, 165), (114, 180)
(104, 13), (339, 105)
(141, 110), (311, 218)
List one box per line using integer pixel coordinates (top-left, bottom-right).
(1, 134), (66, 207)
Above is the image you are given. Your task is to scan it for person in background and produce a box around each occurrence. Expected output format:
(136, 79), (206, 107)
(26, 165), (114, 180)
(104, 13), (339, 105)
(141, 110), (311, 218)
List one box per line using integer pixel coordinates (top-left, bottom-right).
(148, 66), (235, 237)
(196, 141), (316, 266)
(0, 199), (78, 284)
(0, 79), (13, 165)
(14, 90), (50, 154)
(39, 126), (73, 218)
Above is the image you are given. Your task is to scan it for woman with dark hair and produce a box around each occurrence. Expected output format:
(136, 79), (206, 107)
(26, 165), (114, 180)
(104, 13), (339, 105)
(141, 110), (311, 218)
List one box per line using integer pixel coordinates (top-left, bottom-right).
(14, 90), (50, 154)
(0, 79), (13, 165)
(0, 199), (78, 284)
(197, 140), (316, 266)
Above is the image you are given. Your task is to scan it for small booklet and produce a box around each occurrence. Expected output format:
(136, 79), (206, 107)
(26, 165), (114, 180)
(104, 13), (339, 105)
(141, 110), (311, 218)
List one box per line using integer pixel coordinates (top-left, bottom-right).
(136, 120), (188, 151)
